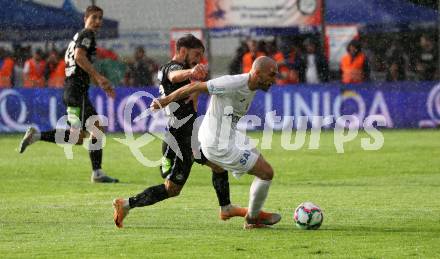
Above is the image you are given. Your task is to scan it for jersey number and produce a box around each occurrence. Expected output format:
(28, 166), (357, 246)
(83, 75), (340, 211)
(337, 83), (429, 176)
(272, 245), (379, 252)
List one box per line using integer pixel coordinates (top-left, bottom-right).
(65, 41), (76, 76)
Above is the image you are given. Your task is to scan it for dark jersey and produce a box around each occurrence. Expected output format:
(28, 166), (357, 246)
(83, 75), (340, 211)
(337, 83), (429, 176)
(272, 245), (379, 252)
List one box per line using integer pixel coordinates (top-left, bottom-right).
(157, 60), (197, 185)
(63, 29), (96, 105)
(158, 60), (196, 132)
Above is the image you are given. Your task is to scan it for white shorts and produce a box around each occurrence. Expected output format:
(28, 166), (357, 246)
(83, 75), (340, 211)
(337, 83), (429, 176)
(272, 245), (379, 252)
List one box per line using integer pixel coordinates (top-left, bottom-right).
(201, 145), (260, 179)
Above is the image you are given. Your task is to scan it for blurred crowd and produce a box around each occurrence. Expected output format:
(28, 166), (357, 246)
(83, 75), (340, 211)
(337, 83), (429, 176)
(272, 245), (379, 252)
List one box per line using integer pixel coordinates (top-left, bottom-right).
(229, 33), (439, 85)
(0, 45), (159, 88)
(229, 37), (329, 85)
(0, 33), (438, 88)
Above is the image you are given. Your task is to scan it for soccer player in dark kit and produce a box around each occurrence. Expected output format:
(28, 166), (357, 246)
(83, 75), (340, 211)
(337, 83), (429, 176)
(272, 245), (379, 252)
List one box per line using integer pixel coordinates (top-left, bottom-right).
(18, 5), (119, 183)
(112, 34), (252, 227)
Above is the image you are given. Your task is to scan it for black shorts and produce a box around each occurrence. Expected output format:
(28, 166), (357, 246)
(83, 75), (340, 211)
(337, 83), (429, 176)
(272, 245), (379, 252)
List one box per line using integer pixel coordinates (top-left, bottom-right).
(160, 126), (195, 186)
(63, 87), (97, 131)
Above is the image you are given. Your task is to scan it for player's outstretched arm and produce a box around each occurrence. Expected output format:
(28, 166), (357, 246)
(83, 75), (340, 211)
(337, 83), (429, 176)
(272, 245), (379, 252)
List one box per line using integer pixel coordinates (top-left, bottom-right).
(151, 82), (208, 110)
(74, 48), (115, 98)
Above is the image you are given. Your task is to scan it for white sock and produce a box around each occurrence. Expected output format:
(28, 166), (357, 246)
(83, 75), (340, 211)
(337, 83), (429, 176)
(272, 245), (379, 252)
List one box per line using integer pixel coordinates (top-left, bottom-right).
(248, 177), (271, 218)
(33, 131), (41, 142)
(221, 204), (233, 211)
(123, 199), (130, 210)
(92, 169), (103, 178)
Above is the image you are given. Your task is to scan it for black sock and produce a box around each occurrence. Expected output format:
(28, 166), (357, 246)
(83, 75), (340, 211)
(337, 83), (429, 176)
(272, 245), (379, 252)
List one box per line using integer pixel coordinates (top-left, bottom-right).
(40, 129), (70, 143)
(128, 184), (169, 208)
(40, 130), (56, 143)
(212, 170), (231, 207)
(89, 138), (102, 170)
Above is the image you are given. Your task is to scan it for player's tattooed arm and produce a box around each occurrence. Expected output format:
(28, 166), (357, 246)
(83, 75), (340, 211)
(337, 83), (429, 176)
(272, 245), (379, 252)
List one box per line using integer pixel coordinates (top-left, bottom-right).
(151, 82), (208, 110)
(75, 48), (115, 98)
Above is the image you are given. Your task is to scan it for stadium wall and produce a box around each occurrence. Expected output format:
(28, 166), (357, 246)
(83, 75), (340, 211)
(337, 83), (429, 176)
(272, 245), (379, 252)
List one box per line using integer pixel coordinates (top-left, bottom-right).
(0, 82), (439, 133)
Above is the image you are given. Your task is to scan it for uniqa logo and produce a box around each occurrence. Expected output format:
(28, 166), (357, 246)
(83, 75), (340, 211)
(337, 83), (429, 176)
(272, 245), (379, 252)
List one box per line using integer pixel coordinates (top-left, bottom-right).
(0, 89), (36, 132)
(427, 83), (440, 124)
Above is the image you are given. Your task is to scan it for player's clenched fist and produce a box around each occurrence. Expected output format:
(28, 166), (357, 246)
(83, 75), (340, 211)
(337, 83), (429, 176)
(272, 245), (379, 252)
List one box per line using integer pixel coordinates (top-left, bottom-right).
(190, 64), (208, 81)
(149, 98), (162, 111)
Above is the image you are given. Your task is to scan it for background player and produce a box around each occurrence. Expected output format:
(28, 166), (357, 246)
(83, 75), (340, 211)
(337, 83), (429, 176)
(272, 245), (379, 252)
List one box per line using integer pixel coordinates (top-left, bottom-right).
(150, 56), (282, 229)
(18, 5), (118, 183)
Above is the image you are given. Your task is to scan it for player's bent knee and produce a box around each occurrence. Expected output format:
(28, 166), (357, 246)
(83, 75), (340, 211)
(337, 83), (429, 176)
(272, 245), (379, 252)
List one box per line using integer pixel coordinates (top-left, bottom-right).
(167, 187), (181, 197)
(165, 180), (182, 197)
(264, 164), (274, 180)
(250, 156), (274, 180)
(257, 164), (273, 180)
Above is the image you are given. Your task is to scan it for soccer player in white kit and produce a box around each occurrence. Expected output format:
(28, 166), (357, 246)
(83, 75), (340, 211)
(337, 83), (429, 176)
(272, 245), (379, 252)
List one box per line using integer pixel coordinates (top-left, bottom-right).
(151, 56), (281, 229)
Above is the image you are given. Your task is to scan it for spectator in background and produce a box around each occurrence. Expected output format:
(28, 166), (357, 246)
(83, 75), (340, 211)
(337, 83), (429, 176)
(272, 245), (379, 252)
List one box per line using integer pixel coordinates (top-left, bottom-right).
(386, 62), (405, 82)
(277, 44), (301, 85)
(23, 48), (46, 88)
(12, 45), (30, 87)
(0, 48), (15, 88)
(228, 40), (248, 75)
(124, 46), (158, 87)
(385, 40), (407, 82)
(294, 38), (329, 84)
(266, 40), (293, 85)
(340, 40), (370, 84)
(361, 38), (381, 81)
(45, 49), (66, 88)
(266, 40), (284, 65)
(95, 47), (126, 87)
(242, 39), (265, 73)
(257, 40), (267, 55)
(414, 34), (438, 81)
(97, 47), (119, 61)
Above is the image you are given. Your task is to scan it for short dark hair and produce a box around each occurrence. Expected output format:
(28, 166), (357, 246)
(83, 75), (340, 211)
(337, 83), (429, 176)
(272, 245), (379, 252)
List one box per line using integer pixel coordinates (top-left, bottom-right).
(176, 34), (205, 52)
(85, 5), (103, 18)
(303, 38), (316, 47)
(136, 46), (145, 53)
(347, 39), (361, 51)
(35, 48), (43, 56)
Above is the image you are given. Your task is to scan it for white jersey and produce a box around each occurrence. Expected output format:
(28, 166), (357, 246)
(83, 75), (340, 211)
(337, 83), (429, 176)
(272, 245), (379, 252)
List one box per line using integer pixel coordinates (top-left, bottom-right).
(198, 73), (256, 149)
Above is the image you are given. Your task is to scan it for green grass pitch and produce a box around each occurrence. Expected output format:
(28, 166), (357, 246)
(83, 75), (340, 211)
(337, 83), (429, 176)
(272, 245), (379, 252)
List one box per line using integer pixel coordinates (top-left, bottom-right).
(0, 130), (439, 258)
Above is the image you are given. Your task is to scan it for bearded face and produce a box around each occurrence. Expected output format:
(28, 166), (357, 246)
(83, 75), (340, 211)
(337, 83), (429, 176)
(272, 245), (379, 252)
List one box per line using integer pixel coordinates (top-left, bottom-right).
(183, 48), (204, 68)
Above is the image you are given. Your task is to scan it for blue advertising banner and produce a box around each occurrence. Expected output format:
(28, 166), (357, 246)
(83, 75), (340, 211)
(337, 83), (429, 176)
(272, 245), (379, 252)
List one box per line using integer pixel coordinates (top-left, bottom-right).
(0, 81), (439, 133)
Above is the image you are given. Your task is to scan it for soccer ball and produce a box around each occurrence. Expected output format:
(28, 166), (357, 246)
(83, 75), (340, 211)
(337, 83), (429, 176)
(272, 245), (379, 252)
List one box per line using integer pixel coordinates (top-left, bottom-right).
(294, 202), (323, 230)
